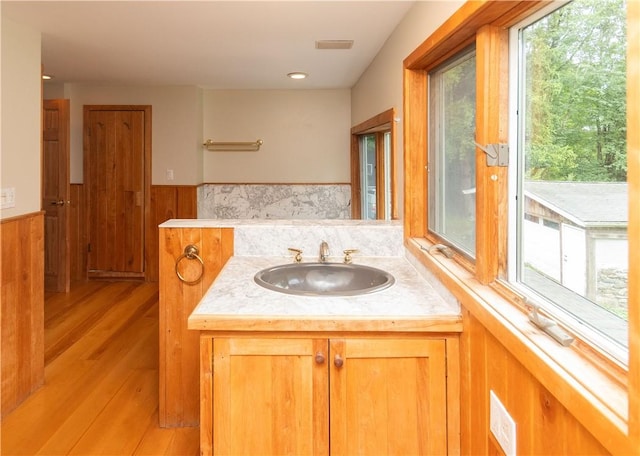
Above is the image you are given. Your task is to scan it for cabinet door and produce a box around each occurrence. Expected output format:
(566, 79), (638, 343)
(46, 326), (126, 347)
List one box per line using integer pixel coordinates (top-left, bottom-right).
(329, 338), (448, 455)
(213, 338), (329, 456)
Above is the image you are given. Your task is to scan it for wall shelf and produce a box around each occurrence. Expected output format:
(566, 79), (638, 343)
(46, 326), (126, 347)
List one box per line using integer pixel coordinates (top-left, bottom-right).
(203, 139), (263, 152)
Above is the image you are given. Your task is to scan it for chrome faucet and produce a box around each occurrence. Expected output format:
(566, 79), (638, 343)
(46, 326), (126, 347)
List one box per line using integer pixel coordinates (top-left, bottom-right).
(319, 241), (330, 263)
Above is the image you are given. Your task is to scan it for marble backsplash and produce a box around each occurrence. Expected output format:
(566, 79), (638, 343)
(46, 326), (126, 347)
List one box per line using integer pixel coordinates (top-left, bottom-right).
(231, 220), (404, 258)
(198, 184), (351, 219)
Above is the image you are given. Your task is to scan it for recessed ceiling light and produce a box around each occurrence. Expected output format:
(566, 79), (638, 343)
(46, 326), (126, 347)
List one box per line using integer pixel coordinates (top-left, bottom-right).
(42, 74), (53, 80)
(287, 72), (308, 80)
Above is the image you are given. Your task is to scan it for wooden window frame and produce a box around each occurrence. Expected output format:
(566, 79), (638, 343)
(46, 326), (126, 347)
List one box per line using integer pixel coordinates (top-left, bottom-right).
(350, 108), (397, 220)
(402, 1), (639, 453)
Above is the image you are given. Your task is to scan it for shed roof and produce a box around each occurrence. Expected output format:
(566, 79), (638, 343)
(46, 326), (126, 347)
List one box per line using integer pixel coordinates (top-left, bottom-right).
(524, 181), (628, 228)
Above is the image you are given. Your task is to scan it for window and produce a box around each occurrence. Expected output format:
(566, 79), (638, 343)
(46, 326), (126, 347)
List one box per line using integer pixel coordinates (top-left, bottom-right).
(359, 134), (378, 220)
(428, 49), (476, 256)
(350, 109), (397, 220)
(403, 0), (638, 451)
(509, 0), (628, 362)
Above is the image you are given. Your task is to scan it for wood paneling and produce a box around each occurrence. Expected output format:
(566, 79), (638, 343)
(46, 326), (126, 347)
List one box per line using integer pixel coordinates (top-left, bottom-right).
(461, 309), (609, 455)
(69, 184), (197, 283)
(147, 185), (197, 282)
(0, 211), (45, 417)
(408, 238), (631, 454)
(158, 226), (233, 427)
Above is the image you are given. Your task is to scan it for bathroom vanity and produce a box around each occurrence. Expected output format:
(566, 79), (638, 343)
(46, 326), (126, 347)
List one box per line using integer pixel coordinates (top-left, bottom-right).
(159, 220), (462, 455)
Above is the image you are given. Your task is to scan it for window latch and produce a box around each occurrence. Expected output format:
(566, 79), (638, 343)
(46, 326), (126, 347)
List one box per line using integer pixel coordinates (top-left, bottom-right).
(474, 141), (509, 167)
(528, 304), (574, 347)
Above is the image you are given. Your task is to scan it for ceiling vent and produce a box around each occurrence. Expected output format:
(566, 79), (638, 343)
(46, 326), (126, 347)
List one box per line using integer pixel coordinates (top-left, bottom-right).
(315, 40), (354, 50)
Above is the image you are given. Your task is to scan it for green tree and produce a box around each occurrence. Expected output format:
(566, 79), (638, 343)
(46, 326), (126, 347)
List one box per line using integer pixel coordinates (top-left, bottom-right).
(524, 0), (626, 182)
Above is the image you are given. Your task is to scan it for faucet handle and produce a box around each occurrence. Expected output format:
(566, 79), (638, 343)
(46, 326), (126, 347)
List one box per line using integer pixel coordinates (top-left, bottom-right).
(288, 248), (303, 263)
(343, 249), (359, 264)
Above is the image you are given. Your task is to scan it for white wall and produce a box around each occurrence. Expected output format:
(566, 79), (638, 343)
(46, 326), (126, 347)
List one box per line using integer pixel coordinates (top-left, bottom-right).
(5, 1), (465, 203)
(46, 84), (203, 185)
(202, 89), (351, 183)
(351, 1), (464, 217)
(0, 17), (42, 219)
(595, 238), (628, 269)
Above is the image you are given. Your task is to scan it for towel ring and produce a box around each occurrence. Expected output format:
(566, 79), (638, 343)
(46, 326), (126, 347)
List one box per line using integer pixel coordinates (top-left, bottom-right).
(175, 244), (204, 285)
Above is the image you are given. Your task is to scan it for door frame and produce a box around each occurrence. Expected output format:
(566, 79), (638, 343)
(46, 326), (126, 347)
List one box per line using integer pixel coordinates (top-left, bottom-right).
(82, 105), (152, 280)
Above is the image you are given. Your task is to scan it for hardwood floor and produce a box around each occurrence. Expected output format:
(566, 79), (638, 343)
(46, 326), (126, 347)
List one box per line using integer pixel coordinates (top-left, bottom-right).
(1, 281), (199, 456)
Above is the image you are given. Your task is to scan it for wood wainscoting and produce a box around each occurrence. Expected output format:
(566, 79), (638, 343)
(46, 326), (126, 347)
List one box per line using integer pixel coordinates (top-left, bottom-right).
(0, 211), (45, 418)
(148, 186), (198, 282)
(69, 184), (197, 282)
(460, 309), (609, 455)
(158, 226), (233, 428)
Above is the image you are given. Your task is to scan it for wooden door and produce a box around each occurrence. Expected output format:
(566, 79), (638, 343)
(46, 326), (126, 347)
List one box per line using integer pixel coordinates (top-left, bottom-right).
(212, 338), (329, 456)
(43, 99), (70, 292)
(84, 106), (150, 279)
(329, 338), (448, 455)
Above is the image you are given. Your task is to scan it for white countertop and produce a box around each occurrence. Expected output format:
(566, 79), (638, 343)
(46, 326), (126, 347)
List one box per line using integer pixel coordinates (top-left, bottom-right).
(159, 218), (401, 228)
(188, 255), (462, 333)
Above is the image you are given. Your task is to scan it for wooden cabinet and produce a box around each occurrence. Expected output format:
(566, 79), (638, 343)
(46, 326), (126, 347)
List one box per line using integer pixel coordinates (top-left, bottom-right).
(329, 338), (447, 455)
(201, 335), (453, 455)
(211, 338), (329, 455)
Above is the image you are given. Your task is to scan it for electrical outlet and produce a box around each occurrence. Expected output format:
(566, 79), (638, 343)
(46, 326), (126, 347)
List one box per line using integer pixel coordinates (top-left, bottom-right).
(490, 390), (516, 455)
(1, 187), (16, 209)
(166, 169), (175, 181)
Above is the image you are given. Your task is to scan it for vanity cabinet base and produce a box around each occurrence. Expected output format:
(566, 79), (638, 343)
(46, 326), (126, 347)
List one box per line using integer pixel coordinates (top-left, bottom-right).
(199, 334), (459, 455)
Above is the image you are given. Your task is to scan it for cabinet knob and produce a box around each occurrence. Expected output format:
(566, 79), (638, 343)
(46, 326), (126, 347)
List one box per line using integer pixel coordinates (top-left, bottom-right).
(315, 352), (326, 364)
(334, 354), (344, 368)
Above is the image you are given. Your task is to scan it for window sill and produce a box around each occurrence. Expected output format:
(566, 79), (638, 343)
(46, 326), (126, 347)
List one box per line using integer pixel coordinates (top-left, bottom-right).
(406, 237), (633, 455)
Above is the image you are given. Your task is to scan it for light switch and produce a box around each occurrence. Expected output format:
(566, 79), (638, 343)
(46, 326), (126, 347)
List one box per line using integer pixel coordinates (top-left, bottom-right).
(1, 187), (16, 209)
(166, 169), (175, 181)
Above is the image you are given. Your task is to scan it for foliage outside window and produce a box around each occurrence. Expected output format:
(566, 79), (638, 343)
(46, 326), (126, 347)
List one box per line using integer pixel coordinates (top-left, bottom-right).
(511, 0), (628, 362)
(428, 49), (477, 257)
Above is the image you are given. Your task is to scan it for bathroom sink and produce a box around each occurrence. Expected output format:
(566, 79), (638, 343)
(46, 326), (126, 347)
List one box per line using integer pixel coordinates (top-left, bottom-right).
(254, 262), (395, 296)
